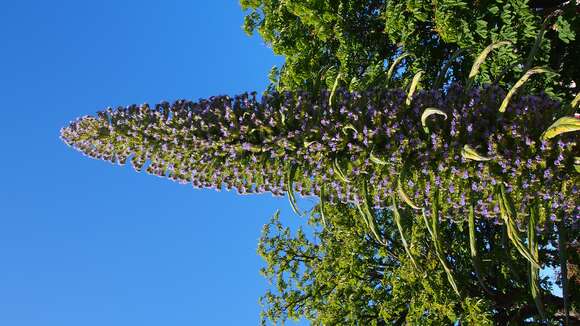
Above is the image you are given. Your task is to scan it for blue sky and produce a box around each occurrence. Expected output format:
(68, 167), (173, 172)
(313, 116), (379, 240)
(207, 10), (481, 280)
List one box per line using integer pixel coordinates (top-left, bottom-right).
(0, 1), (309, 325)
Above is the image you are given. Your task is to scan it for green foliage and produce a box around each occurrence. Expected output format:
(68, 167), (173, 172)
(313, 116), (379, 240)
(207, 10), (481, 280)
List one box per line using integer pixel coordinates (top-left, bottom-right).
(258, 205), (575, 324)
(242, 0), (578, 100)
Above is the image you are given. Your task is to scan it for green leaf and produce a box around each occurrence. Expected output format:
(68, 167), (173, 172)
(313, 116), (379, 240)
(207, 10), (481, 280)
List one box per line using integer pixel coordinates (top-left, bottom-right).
(319, 185), (327, 227)
(405, 70), (423, 106)
(355, 179), (384, 245)
(469, 205), (492, 295)
(369, 149), (388, 165)
(286, 164), (304, 216)
(421, 208), (434, 239)
(467, 41), (512, 88)
(341, 124), (358, 136)
(571, 92), (580, 109)
(333, 158), (351, 183)
(554, 16), (575, 44)
(558, 222), (570, 326)
(528, 201), (546, 320)
(541, 116), (580, 140)
(435, 48), (465, 89)
(497, 184), (540, 269)
(328, 72), (341, 107)
(386, 53), (412, 87)
(499, 67), (555, 113)
(428, 188), (460, 297)
(397, 178), (421, 210)
(421, 108), (448, 134)
(461, 145), (493, 161)
(391, 194), (420, 271)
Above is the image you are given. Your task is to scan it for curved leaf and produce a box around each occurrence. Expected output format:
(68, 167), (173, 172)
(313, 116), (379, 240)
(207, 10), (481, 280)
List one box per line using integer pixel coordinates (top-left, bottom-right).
(391, 195), (420, 271)
(497, 184), (540, 269)
(405, 70), (423, 106)
(428, 189), (460, 296)
(461, 144), (493, 162)
(328, 72), (342, 107)
(286, 164), (304, 216)
(397, 178), (421, 210)
(528, 201), (546, 320)
(541, 116), (580, 140)
(467, 41), (512, 88)
(468, 205), (492, 295)
(319, 185), (327, 227)
(421, 108), (448, 134)
(499, 67), (555, 113)
(386, 53), (412, 86)
(571, 92), (580, 109)
(333, 158), (351, 183)
(341, 124), (358, 136)
(369, 149), (388, 165)
(435, 48), (465, 89)
(355, 179), (384, 245)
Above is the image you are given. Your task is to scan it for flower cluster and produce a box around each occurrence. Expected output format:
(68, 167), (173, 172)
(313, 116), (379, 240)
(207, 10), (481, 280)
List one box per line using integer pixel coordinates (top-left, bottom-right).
(61, 85), (578, 226)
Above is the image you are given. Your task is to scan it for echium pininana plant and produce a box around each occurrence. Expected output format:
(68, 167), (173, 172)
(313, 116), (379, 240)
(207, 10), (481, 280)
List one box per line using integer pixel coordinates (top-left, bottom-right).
(61, 84), (579, 230)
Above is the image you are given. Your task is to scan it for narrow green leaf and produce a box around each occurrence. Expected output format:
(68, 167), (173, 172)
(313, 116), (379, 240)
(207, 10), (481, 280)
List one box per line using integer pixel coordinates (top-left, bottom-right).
(421, 108), (448, 134)
(499, 67), (554, 113)
(525, 9), (563, 70)
(397, 178), (421, 210)
(468, 41), (512, 88)
(362, 180), (383, 244)
(355, 179), (383, 245)
(286, 164), (304, 216)
(391, 195), (420, 271)
(386, 53), (412, 86)
(421, 208), (434, 239)
(525, 29), (546, 71)
(571, 92), (580, 109)
(528, 201), (546, 320)
(328, 72), (341, 107)
(303, 140), (318, 148)
(558, 221), (570, 326)
(428, 189), (460, 296)
(319, 185), (327, 227)
(333, 158), (351, 183)
(461, 144), (493, 162)
(468, 205), (492, 295)
(435, 48), (465, 89)
(341, 124), (358, 136)
(497, 184), (540, 269)
(541, 116), (580, 140)
(369, 149), (388, 165)
(405, 70), (423, 106)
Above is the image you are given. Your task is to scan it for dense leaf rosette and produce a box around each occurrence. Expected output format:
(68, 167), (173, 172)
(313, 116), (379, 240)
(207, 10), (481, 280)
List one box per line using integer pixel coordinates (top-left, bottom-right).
(61, 85), (578, 226)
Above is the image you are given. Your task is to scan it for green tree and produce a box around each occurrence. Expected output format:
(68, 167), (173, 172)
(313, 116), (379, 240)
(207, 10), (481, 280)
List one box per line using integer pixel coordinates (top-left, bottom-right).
(241, 0), (578, 99)
(259, 202), (578, 324)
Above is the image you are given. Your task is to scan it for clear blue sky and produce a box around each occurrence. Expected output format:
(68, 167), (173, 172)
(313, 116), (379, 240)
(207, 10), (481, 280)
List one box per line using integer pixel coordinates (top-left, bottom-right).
(0, 1), (309, 325)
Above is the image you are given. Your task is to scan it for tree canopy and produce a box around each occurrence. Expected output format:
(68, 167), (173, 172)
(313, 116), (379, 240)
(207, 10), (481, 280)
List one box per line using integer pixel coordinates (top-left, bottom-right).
(241, 0), (578, 99)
